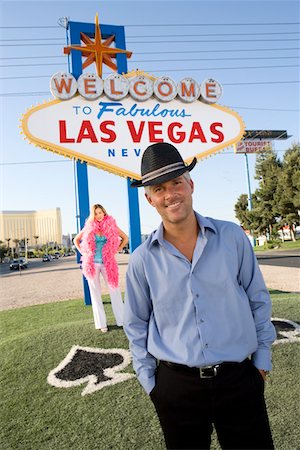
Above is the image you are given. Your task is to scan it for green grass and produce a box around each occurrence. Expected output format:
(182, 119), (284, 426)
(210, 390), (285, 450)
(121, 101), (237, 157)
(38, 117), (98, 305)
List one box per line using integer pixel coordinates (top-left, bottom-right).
(0, 292), (299, 450)
(254, 239), (300, 252)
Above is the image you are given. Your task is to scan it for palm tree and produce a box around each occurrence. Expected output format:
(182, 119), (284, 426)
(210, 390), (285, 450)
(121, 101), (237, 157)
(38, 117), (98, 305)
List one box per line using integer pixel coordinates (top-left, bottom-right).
(33, 235), (39, 248)
(5, 238), (11, 259)
(13, 239), (20, 258)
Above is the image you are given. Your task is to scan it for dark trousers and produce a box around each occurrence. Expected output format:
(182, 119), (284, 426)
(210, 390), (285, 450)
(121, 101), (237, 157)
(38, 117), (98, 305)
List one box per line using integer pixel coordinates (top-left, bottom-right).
(150, 359), (274, 450)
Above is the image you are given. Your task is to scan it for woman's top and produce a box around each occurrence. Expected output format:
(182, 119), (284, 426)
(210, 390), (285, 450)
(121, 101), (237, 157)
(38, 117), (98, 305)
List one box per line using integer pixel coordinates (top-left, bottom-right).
(94, 235), (107, 263)
(80, 215), (120, 287)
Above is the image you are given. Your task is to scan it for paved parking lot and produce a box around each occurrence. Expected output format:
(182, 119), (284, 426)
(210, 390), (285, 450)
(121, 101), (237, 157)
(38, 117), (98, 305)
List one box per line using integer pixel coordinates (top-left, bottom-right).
(0, 253), (299, 311)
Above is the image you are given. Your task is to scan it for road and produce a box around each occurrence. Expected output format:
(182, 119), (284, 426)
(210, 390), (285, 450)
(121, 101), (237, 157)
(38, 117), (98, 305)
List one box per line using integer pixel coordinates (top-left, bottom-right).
(1, 249), (298, 276)
(0, 254), (130, 311)
(0, 250), (299, 311)
(0, 255), (77, 276)
(256, 249), (300, 268)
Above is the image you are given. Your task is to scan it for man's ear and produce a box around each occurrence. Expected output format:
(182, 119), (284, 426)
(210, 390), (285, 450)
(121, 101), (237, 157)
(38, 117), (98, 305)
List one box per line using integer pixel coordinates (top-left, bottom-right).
(145, 192), (154, 206)
(190, 178), (194, 194)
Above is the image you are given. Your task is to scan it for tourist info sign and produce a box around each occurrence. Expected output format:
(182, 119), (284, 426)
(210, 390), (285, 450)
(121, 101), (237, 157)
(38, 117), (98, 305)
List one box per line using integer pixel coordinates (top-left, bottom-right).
(235, 140), (273, 154)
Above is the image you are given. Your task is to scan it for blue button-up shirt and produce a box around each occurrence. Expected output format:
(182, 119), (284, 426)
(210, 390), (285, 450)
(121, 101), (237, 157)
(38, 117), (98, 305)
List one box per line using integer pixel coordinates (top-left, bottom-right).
(124, 212), (276, 394)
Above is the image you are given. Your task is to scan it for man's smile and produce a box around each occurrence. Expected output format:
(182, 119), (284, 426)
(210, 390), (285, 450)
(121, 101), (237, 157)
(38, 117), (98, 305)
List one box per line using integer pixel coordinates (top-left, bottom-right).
(166, 201), (181, 209)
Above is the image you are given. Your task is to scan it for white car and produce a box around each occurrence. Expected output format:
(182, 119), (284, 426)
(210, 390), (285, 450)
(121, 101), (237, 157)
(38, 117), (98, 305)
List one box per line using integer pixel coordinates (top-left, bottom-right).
(10, 258), (28, 270)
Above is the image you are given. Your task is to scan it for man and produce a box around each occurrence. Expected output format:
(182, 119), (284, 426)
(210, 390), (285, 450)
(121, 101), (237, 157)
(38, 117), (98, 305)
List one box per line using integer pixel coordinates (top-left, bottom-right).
(124, 142), (276, 450)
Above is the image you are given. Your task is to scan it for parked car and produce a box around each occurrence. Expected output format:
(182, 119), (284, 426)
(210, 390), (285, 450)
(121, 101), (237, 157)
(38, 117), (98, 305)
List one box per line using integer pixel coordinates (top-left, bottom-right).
(54, 252), (61, 259)
(42, 254), (51, 262)
(9, 258), (28, 270)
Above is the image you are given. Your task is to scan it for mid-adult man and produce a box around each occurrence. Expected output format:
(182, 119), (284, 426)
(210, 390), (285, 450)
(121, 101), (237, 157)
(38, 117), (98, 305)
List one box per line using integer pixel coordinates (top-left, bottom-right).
(124, 142), (276, 449)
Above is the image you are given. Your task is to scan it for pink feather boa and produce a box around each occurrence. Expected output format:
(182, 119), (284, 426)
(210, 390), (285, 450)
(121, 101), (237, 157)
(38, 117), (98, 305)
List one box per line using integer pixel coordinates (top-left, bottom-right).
(80, 215), (120, 288)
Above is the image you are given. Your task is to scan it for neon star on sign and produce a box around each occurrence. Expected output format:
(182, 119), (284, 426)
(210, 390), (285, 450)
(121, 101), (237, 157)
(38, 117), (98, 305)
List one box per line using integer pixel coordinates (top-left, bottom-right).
(63, 13), (132, 78)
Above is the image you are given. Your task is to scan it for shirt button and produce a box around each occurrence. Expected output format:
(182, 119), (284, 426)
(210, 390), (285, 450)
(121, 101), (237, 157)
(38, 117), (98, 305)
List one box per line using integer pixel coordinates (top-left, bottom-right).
(205, 343), (208, 348)
(200, 319), (204, 323)
(195, 294), (199, 298)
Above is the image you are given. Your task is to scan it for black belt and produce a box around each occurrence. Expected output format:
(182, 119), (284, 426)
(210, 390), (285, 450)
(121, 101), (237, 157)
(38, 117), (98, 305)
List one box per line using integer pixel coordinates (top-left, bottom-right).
(160, 359), (247, 379)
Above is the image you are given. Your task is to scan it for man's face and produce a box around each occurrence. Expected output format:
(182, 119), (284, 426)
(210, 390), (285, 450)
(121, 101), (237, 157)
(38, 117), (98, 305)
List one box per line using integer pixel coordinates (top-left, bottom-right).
(145, 174), (194, 226)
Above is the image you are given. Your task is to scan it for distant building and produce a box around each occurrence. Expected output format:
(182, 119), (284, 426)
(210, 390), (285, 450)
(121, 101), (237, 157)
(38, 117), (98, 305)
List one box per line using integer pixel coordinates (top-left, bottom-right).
(0, 208), (62, 247)
(62, 234), (72, 248)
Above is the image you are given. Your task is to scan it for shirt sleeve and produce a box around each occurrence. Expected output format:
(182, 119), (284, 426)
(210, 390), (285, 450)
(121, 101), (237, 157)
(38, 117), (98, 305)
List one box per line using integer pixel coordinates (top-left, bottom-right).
(123, 252), (157, 394)
(237, 228), (276, 371)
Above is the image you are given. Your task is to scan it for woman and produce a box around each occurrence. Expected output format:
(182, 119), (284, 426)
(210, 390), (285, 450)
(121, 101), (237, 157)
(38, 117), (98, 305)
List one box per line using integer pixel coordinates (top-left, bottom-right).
(74, 204), (128, 332)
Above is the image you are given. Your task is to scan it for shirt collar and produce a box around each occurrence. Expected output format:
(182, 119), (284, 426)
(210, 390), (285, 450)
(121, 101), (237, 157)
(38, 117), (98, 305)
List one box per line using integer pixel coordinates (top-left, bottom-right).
(194, 212), (217, 235)
(149, 211), (217, 247)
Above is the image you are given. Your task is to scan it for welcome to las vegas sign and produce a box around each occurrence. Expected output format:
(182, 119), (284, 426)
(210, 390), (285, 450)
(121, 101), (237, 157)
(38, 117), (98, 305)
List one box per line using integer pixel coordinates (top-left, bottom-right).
(22, 71), (245, 180)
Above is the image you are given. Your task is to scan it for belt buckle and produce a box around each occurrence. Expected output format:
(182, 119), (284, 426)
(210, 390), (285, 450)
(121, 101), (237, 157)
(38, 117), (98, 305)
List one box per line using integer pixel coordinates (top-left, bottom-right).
(199, 365), (220, 378)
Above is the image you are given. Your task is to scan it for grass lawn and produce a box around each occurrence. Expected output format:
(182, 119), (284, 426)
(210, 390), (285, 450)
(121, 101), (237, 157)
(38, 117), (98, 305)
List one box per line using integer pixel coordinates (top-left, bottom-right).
(254, 240), (300, 252)
(0, 291), (299, 450)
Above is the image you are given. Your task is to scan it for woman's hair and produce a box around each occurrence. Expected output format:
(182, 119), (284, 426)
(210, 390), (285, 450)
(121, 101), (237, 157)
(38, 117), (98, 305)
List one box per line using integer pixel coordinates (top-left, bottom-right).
(87, 204), (107, 222)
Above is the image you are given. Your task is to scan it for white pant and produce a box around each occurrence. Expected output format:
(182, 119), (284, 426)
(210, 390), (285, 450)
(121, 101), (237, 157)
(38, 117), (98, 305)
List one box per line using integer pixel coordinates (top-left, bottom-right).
(87, 263), (124, 329)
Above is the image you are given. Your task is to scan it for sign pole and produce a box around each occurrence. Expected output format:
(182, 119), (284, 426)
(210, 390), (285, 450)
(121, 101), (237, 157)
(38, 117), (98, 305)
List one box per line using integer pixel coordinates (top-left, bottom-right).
(68, 21), (92, 305)
(244, 153), (252, 211)
(244, 153), (255, 247)
(74, 161), (91, 304)
(114, 27), (142, 251)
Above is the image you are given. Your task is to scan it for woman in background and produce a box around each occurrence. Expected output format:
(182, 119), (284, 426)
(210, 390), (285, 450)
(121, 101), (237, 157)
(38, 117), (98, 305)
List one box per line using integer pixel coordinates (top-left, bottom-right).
(74, 204), (128, 332)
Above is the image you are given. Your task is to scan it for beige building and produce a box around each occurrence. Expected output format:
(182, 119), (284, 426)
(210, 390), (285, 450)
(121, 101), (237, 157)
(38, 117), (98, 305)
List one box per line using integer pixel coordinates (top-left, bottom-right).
(0, 208), (62, 247)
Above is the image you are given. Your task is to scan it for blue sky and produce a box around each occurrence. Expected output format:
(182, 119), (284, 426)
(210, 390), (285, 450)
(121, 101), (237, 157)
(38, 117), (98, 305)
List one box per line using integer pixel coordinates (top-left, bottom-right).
(1, 0), (299, 236)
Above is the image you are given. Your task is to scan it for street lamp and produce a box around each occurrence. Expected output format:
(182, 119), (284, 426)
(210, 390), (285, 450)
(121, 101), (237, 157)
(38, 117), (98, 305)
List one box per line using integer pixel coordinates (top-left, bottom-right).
(13, 239), (20, 259)
(5, 238), (11, 260)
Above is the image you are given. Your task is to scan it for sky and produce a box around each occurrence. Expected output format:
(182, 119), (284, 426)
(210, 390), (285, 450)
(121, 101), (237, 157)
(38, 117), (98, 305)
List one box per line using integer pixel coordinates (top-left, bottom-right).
(0, 0), (299, 238)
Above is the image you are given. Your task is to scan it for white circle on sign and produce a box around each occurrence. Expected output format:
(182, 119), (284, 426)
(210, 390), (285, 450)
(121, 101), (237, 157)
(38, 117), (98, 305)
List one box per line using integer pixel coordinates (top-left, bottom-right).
(177, 78), (200, 103)
(200, 79), (223, 104)
(129, 76), (153, 101)
(154, 77), (177, 102)
(104, 74), (129, 100)
(50, 72), (77, 100)
(77, 73), (103, 100)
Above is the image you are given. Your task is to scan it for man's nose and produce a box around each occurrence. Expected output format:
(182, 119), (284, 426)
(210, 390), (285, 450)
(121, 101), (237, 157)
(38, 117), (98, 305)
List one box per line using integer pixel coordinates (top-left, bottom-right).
(164, 185), (177, 198)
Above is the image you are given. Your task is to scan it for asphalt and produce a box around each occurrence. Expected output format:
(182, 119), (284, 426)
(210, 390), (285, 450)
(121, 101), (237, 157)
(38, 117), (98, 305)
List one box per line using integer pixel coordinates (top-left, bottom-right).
(256, 249), (300, 268)
(0, 252), (299, 311)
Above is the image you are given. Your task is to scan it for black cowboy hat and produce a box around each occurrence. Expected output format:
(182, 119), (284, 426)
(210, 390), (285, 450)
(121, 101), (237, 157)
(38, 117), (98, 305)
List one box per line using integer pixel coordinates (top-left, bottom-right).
(131, 142), (197, 187)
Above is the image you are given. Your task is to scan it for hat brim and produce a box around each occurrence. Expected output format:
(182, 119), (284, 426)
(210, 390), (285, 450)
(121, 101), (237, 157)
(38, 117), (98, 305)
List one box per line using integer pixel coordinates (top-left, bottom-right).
(131, 157), (197, 187)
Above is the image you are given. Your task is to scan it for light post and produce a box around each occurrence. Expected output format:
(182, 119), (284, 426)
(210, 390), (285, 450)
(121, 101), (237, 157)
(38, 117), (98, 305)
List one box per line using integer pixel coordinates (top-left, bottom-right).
(33, 235), (39, 248)
(5, 238), (11, 260)
(25, 238), (29, 261)
(13, 239), (20, 259)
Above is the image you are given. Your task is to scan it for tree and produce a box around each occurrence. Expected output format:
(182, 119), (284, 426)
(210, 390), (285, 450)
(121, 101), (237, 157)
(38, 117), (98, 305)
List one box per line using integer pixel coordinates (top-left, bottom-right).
(5, 238), (12, 259)
(0, 245), (6, 263)
(13, 239), (20, 258)
(234, 144), (300, 241)
(234, 194), (252, 230)
(251, 150), (282, 237)
(274, 144), (300, 241)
